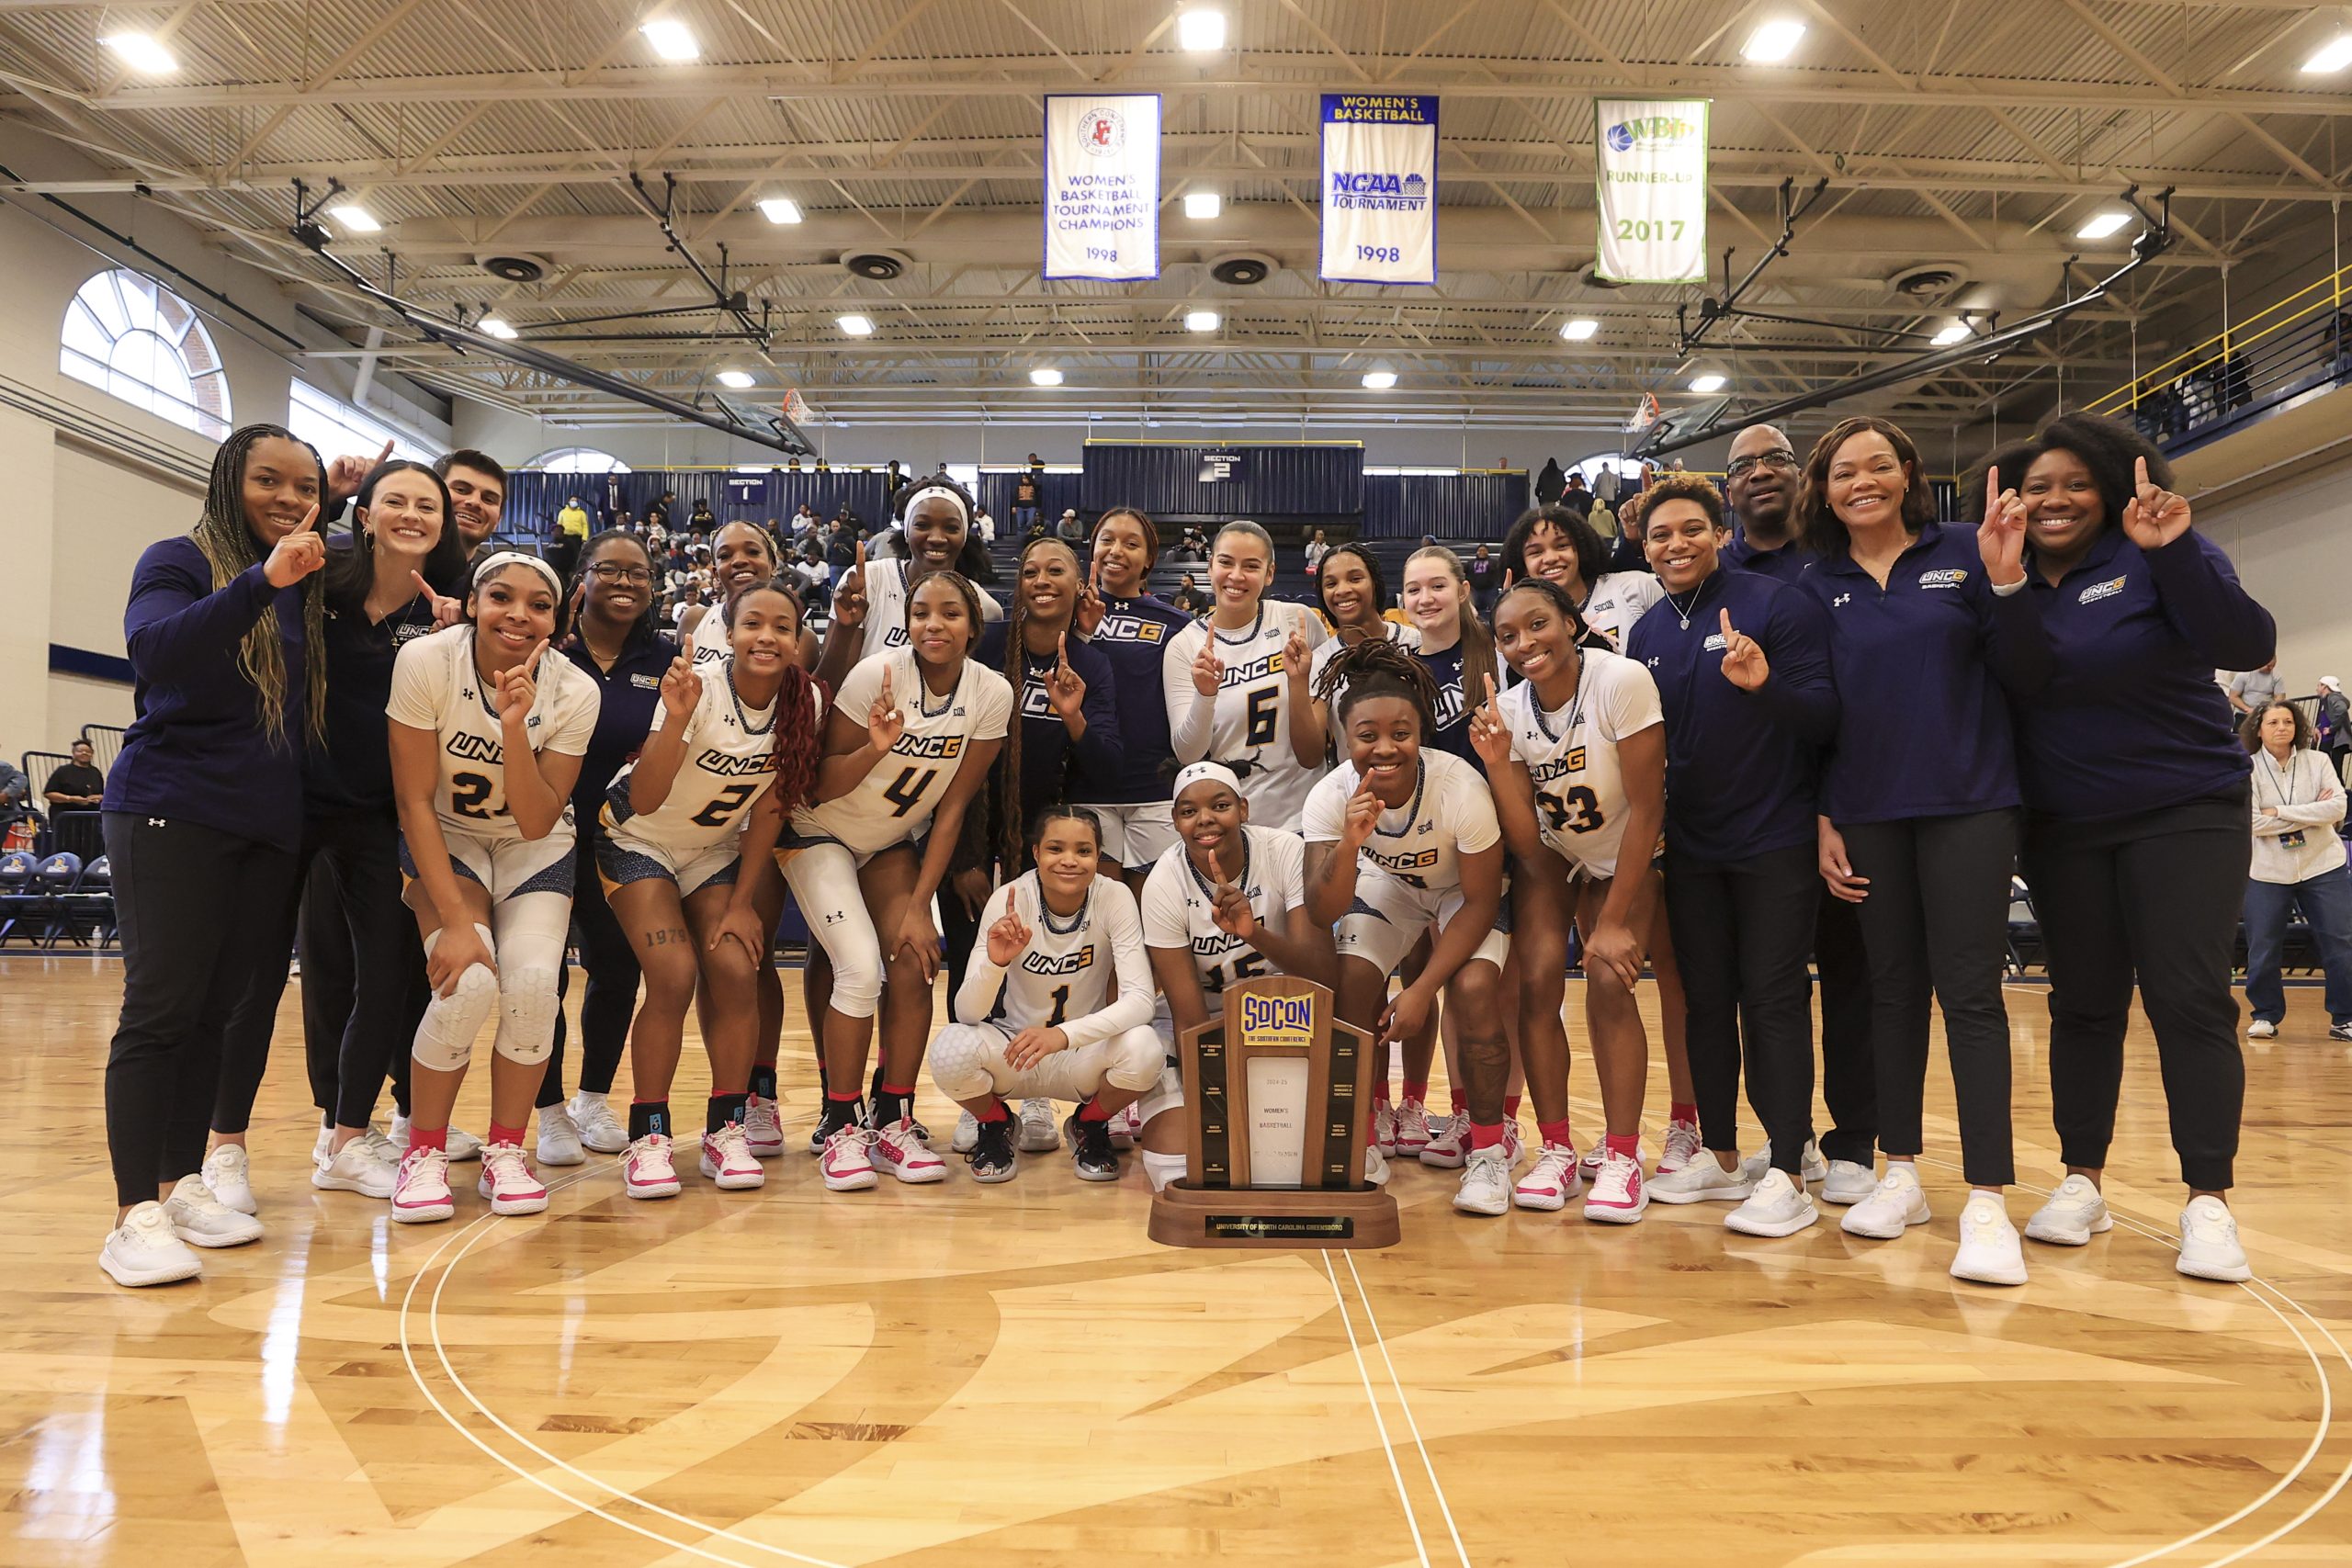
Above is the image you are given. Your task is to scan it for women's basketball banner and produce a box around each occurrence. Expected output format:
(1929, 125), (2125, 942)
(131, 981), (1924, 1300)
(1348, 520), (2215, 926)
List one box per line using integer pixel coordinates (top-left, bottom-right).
(1593, 99), (1710, 284)
(1319, 94), (1438, 286)
(1043, 95), (1161, 280)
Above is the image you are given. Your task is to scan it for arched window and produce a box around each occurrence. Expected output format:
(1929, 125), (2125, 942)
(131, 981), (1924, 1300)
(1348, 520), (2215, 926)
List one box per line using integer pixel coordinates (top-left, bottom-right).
(526, 446), (630, 474)
(60, 269), (232, 439)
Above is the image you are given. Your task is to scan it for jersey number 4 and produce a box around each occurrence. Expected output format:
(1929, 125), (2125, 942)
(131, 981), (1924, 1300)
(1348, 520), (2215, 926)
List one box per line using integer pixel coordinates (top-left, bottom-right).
(1541, 785), (1605, 835)
(690, 783), (759, 829)
(882, 766), (938, 818)
(450, 770), (505, 821)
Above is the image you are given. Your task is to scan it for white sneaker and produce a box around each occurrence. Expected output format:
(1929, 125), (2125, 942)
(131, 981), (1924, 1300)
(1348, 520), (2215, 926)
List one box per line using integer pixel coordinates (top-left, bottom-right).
(1657, 1117), (1702, 1175)
(1583, 1149), (1648, 1224)
(1502, 1120), (1524, 1164)
(1648, 1155), (1754, 1205)
(2024, 1174), (2112, 1246)
(2177, 1195), (2252, 1281)
(100, 1201), (203, 1287)
(311, 1122), (334, 1169)
(1512, 1141), (1583, 1211)
(1841, 1164), (1931, 1239)
(1364, 1145), (1391, 1187)
(1725, 1168), (1819, 1236)
(475, 1142), (548, 1216)
(2246, 1019), (2277, 1040)
(164, 1174), (264, 1247)
(536, 1103), (586, 1168)
(820, 1123), (876, 1191)
(1453, 1145), (1512, 1215)
(699, 1123), (766, 1190)
(872, 1117), (947, 1183)
(1419, 1111), (1470, 1168)
(1374, 1100), (1398, 1156)
(356, 1127), (404, 1168)
(1016, 1099), (1059, 1153)
(951, 1109), (979, 1154)
(311, 1136), (396, 1199)
(1821, 1158), (1877, 1206)
(390, 1146), (455, 1224)
(1950, 1193), (2028, 1286)
(622, 1134), (682, 1200)
(1394, 1097), (1431, 1156)
(1742, 1138), (1828, 1186)
(1107, 1101), (1141, 1149)
(201, 1144), (257, 1216)
(571, 1093), (630, 1155)
(390, 1113), (481, 1161)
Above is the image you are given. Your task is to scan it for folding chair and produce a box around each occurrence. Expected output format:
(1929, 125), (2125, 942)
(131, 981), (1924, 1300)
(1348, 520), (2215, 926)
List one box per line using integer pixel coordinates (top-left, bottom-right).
(33, 852), (82, 949)
(0, 852), (51, 946)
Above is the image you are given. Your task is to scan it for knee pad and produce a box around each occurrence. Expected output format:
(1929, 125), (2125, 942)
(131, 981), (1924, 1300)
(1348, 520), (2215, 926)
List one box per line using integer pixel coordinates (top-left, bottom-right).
(926, 1023), (997, 1102)
(1140, 1147), (1188, 1192)
(492, 967), (560, 1066)
(1103, 1025), (1165, 1094)
(828, 945), (884, 1021)
(413, 924), (498, 1072)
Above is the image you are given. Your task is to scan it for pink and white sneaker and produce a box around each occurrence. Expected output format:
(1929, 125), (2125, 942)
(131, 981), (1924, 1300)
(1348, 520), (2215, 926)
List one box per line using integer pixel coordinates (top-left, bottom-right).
(1512, 1141), (1583, 1211)
(1420, 1111), (1471, 1168)
(1584, 1149), (1649, 1224)
(390, 1145), (454, 1224)
(1657, 1117), (1702, 1176)
(1393, 1098), (1431, 1156)
(1503, 1120), (1524, 1164)
(699, 1123), (766, 1190)
(1107, 1101), (1143, 1150)
(871, 1116), (946, 1184)
(1374, 1100), (1398, 1156)
(475, 1141), (548, 1216)
(820, 1123), (877, 1191)
(741, 1095), (785, 1159)
(622, 1134), (682, 1200)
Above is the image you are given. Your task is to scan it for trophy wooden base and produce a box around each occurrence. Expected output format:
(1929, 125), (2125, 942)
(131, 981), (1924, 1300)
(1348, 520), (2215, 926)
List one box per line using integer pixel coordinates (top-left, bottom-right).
(1147, 1180), (1401, 1249)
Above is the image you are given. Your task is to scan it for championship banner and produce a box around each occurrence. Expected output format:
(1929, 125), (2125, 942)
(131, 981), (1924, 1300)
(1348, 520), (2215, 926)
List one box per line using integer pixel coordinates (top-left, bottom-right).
(1043, 94), (1160, 281)
(1319, 94), (1437, 286)
(1593, 99), (1709, 285)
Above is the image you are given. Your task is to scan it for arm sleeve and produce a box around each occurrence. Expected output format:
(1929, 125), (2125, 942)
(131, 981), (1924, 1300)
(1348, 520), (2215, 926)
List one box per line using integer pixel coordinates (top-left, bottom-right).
(1978, 568), (2056, 695)
(1164, 626), (1216, 762)
(1299, 772), (1345, 844)
(2146, 532), (2277, 672)
(1748, 588), (1841, 744)
(1060, 885), (1156, 1048)
(953, 891), (1012, 1025)
(1140, 860), (1190, 950)
(1067, 640), (1125, 777)
(122, 547), (279, 674)
(385, 637), (443, 728)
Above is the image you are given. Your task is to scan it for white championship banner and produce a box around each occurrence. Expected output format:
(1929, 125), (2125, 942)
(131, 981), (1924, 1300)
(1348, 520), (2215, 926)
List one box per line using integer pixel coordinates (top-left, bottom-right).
(1319, 93), (1438, 286)
(1593, 99), (1710, 285)
(1043, 94), (1160, 281)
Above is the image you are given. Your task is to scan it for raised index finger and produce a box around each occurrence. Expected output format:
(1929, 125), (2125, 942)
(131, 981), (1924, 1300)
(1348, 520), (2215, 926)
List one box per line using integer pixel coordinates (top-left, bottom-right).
(2133, 454), (2152, 492)
(1719, 607), (1736, 639)
(375, 437), (395, 465)
(681, 628), (695, 663)
(291, 502), (320, 535)
(1984, 465), (2001, 512)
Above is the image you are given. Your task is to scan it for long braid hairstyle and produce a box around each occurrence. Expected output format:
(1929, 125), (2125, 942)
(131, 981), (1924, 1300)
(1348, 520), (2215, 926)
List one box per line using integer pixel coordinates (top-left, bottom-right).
(720, 573), (826, 816)
(1405, 544), (1494, 709)
(191, 423), (329, 747)
(1312, 635), (1442, 742)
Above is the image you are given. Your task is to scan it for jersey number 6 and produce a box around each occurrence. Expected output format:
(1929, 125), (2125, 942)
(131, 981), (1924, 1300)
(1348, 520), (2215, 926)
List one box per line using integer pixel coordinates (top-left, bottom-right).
(1243, 685), (1279, 747)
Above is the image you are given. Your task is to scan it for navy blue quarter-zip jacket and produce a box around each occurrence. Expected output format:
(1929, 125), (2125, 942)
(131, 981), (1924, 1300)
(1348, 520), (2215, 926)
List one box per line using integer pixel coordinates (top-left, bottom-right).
(1627, 567), (1838, 861)
(563, 629), (680, 824)
(1722, 525), (1812, 585)
(2009, 525), (2271, 820)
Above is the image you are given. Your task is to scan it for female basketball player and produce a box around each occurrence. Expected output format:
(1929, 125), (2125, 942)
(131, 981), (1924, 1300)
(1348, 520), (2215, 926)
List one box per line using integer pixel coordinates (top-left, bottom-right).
(1070, 506), (1191, 884)
(1473, 578), (1667, 1223)
(1306, 641), (1509, 1210)
(1306, 543), (1418, 744)
(386, 553), (602, 1224)
(786, 570), (1011, 1193)
(677, 519), (813, 667)
(1499, 502), (1664, 652)
(1396, 546), (1499, 762)
(1162, 522), (1329, 833)
(815, 476), (1002, 686)
(1138, 762), (1335, 1192)
(931, 806), (1159, 1183)
(599, 578), (823, 1198)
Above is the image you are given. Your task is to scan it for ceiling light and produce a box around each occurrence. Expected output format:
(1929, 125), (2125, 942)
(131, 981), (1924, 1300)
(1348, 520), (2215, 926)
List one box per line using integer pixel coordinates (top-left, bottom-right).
(2075, 210), (2132, 239)
(1560, 317), (1599, 341)
(1741, 19), (1806, 62)
(640, 18), (698, 60)
(479, 317), (518, 340)
(836, 314), (875, 336)
(1361, 368), (1398, 389)
(1931, 322), (1973, 346)
(100, 32), (177, 73)
(2302, 33), (2352, 73)
(1176, 7), (1227, 51)
(1688, 373), (1726, 393)
(1185, 309), (1220, 332)
(1183, 190), (1222, 220)
(717, 370), (756, 389)
(756, 197), (803, 225)
(1030, 367), (1065, 386)
(330, 204), (381, 233)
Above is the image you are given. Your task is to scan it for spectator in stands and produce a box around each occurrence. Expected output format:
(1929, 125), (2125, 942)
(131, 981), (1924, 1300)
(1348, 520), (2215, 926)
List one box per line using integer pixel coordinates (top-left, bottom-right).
(1304, 528), (1329, 578)
(45, 739), (106, 810)
(688, 496), (714, 533)
(975, 505), (996, 546)
(1468, 543), (1498, 615)
(549, 494), (589, 581)
(0, 755), (29, 820)
(1170, 572), (1209, 616)
(1012, 460), (1042, 534)
(1175, 525), (1208, 563)
(1534, 457), (1566, 505)
(2226, 659), (2285, 715)
(2319, 676), (2350, 780)
(795, 542), (831, 611)
(1056, 507), (1085, 544)
(671, 584), (703, 631)
(1561, 471), (1593, 521)
(648, 491), (675, 529)
(556, 495), (589, 539)
(2242, 701), (2352, 1043)
(792, 502), (818, 540)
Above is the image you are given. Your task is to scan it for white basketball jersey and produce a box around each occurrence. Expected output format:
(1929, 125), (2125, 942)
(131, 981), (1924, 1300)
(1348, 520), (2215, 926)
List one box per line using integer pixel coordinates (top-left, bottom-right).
(1139, 824), (1306, 996)
(1495, 647), (1663, 878)
(604, 669), (823, 853)
(857, 556), (1003, 662)
(792, 646), (1012, 856)
(1300, 750), (1499, 898)
(1580, 571), (1665, 652)
(1162, 602), (1329, 832)
(971, 871), (1149, 1033)
(386, 623), (600, 843)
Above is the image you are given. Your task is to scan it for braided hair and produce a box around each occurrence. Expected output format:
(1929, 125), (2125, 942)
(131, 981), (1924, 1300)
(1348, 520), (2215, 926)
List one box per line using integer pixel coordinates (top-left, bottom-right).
(192, 423), (328, 747)
(1313, 633), (1442, 738)
(718, 573), (826, 816)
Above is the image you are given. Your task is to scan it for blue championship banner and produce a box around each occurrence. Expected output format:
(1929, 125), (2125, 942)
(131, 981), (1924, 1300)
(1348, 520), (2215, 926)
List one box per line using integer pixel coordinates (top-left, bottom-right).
(1319, 93), (1437, 286)
(1044, 94), (1161, 281)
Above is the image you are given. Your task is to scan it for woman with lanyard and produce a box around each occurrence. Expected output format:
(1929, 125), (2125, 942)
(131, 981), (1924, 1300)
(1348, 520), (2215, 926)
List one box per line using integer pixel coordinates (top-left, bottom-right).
(1797, 414), (2049, 1286)
(1499, 502), (1665, 654)
(98, 425), (328, 1286)
(1968, 412), (2274, 1280)
(533, 530), (676, 1165)
(1069, 505), (1193, 886)
(1161, 522), (1329, 833)
(1624, 475), (1843, 1236)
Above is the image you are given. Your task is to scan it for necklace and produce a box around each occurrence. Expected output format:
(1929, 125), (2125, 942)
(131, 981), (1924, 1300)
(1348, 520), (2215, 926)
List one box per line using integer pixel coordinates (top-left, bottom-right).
(1186, 829), (1250, 904)
(1530, 652), (1589, 743)
(913, 660), (956, 718)
(727, 665), (776, 736)
(1213, 604), (1267, 647)
(1038, 878), (1091, 937)
(1663, 574), (1710, 630)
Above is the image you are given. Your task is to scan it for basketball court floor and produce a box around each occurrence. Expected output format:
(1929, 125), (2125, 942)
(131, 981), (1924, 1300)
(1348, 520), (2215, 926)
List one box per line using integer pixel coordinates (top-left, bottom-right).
(6, 957), (2347, 1566)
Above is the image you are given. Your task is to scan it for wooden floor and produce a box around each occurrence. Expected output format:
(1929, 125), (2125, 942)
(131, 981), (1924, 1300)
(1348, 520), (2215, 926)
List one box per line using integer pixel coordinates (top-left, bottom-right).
(6, 955), (2351, 1566)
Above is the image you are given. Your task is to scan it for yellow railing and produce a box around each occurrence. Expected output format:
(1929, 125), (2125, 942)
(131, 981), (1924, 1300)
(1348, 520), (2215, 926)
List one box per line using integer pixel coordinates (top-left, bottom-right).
(2088, 260), (2352, 417)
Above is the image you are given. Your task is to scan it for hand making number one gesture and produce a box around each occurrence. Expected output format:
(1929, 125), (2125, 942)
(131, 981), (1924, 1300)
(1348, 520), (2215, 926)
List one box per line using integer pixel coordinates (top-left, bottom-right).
(1046, 632), (1087, 722)
(867, 663), (907, 754)
(832, 539), (869, 631)
(1339, 769), (1384, 852)
(1467, 671), (1514, 773)
(2120, 454), (2192, 550)
(1717, 608), (1770, 691)
(984, 888), (1033, 967)
(264, 502), (326, 588)
(659, 630), (703, 722)
(1191, 632), (1223, 698)
(1074, 550), (1107, 638)
(493, 639), (548, 729)
(1975, 463), (2029, 586)
(413, 570), (462, 628)
(1209, 877), (1258, 942)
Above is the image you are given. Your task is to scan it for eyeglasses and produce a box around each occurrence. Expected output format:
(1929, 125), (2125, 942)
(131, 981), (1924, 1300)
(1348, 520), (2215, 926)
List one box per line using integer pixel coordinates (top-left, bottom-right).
(1725, 450), (1799, 479)
(588, 563), (653, 586)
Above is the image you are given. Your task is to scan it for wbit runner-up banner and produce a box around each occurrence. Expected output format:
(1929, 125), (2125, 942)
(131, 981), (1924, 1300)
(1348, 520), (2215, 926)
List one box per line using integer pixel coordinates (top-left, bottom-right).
(1593, 99), (1710, 285)
(1043, 94), (1161, 281)
(1319, 94), (1438, 286)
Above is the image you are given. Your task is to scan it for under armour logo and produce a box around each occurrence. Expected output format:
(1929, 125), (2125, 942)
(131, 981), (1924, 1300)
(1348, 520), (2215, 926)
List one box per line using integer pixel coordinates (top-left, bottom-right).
(147, 818), (165, 828)
(1645, 657), (1660, 669)
(1833, 593), (1852, 608)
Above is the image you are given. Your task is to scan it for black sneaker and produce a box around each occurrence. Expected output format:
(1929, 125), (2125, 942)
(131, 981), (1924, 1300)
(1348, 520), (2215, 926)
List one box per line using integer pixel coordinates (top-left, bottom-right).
(1066, 1111), (1121, 1182)
(967, 1116), (1018, 1183)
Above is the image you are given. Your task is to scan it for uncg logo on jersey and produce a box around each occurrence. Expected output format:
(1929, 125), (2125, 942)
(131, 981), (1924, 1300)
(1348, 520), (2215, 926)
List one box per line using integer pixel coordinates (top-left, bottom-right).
(1430, 682), (1465, 730)
(1918, 568), (1969, 590)
(1020, 944), (1095, 976)
(1098, 614), (1167, 644)
(695, 748), (776, 776)
(629, 673), (661, 690)
(1018, 681), (1056, 719)
(1368, 845), (1440, 874)
(447, 732), (505, 763)
(1527, 746), (1589, 784)
(891, 734), (966, 760)
(1219, 650), (1283, 688)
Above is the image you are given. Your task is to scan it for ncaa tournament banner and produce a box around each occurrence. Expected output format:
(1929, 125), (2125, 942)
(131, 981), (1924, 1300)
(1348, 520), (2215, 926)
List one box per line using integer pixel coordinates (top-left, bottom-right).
(1593, 99), (1709, 284)
(1044, 94), (1161, 281)
(1319, 94), (1437, 286)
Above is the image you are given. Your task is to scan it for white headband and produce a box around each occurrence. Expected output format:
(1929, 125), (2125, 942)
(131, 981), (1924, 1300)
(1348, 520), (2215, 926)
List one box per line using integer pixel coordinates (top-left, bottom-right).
(473, 550), (562, 597)
(1172, 761), (1243, 801)
(901, 485), (970, 524)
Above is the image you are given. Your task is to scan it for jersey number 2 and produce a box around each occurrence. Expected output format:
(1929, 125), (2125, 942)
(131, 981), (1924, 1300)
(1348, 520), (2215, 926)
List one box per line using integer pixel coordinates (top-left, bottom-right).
(690, 783), (759, 828)
(450, 771), (503, 820)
